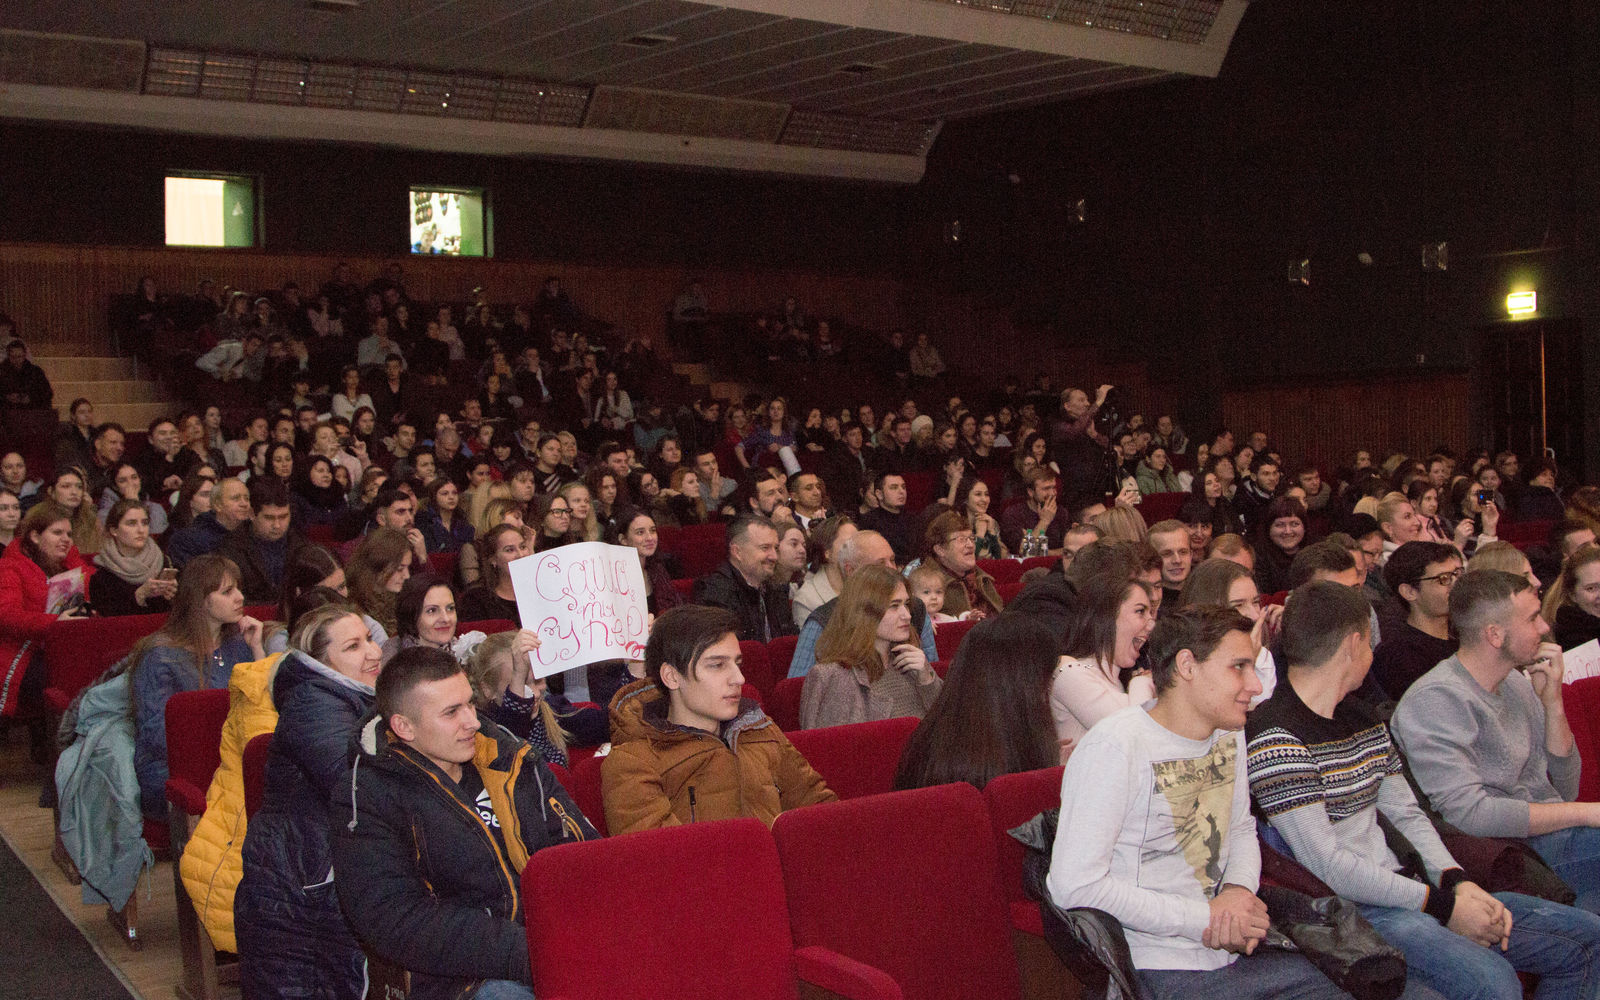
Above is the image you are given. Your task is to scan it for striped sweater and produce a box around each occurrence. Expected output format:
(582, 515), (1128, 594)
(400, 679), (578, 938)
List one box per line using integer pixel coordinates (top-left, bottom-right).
(1246, 681), (1463, 920)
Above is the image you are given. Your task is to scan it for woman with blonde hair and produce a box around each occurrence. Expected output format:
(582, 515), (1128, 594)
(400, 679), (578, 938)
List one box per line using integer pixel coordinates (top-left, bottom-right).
(1544, 543), (1600, 650)
(558, 480), (600, 543)
(799, 564), (941, 729)
(459, 496), (523, 587)
(344, 527), (413, 638)
(1467, 540), (1541, 589)
(1089, 503), (1148, 545)
(465, 629), (572, 767)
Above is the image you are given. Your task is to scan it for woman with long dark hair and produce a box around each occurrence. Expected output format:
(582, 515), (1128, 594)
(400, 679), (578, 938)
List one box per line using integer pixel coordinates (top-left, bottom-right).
(893, 615), (1061, 790)
(290, 455), (349, 528)
(344, 528), (413, 639)
(1050, 568), (1157, 753)
(47, 467), (102, 556)
(417, 477), (473, 553)
(1250, 497), (1308, 596)
(131, 554), (265, 819)
(530, 492), (575, 553)
(96, 462), (169, 535)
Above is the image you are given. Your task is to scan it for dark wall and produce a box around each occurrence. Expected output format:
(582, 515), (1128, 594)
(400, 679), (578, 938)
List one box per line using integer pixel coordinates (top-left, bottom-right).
(0, 122), (909, 273)
(912, 0), (1600, 453)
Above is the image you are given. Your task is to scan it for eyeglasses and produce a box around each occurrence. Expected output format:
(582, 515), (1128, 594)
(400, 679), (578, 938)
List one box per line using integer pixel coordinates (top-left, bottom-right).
(1415, 569), (1463, 588)
(945, 532), (975, 545)
(548, 506), (572, 516)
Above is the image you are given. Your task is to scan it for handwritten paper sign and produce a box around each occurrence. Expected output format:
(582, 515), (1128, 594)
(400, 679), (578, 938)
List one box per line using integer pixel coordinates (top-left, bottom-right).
(1562, 639), (1600, 685)
(508, 542), (650, 679)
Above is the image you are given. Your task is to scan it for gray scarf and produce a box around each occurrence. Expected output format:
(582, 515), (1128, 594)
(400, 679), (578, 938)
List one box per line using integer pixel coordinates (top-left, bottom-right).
(94, 535), (165, 586)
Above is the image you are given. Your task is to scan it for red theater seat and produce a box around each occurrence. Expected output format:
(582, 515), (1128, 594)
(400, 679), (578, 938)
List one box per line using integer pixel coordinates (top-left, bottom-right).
(1137, 492), (1187, 526)
(768, 676), (805, 732)
(980, 559), (1024, 585)
(44, 613), (167, 714)
(524, 819), (899, 1000)
(786, 716), (919, 800)
(739, 640), (775, 701)
(1018, 556), (1056, 574)
(458, 618), (518, 635)
(996, 581), (1025, 603)
(568, 752), (607, 837)
(427, 550), (458, 580)
(671, 577), (693, 599)
(934, 618), (979, 662)
(1564, 678), (1600, 802)
(983, 767), (1072, 999)
(242, 604), (277, 622)
(774, 783), (1023, 1000)
(302, 523), (337, 548)
(243, 733), (272, 820)
(165, 687), (235, 998)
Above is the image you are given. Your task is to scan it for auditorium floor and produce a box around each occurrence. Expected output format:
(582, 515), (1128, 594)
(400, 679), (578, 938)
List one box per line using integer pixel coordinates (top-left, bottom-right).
(0, 735), (232, 1000)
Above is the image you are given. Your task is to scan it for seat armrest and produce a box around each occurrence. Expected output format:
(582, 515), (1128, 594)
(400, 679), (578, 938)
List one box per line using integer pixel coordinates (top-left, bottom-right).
(795, 945), (903, 1000)
(165, 778), (208, 817)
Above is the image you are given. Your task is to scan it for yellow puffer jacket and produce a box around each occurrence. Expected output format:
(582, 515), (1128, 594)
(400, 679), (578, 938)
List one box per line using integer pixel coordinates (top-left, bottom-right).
(177, 653), (281, 954)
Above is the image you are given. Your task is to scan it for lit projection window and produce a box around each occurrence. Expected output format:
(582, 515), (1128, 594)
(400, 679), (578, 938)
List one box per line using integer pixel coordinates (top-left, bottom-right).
(410, 187), (490, 256)
(165, 174), (259, 247)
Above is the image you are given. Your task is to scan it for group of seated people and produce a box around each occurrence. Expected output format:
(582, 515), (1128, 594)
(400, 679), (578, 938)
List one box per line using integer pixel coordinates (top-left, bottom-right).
(6, 265), (1600, 997)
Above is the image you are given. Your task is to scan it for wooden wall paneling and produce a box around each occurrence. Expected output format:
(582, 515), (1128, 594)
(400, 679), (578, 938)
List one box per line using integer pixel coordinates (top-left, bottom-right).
(0, 243), (906, 357)
(1221, 374), (1472, 472)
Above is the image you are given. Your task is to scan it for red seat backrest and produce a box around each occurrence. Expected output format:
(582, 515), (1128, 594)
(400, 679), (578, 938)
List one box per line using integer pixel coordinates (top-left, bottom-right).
(1501, 518), (1554, 546)
(671, 577), (693, 598)
(569, 751), (607, 836)
(243, 732), (272, 820)
(1563, 678), (1600, 802)
(525, 819), (799, 1000)
(427, 550), (459, 580)
(164, 688), (233, 816)
(303, 523), (337, 548)
(459, 618), (518, 635)
(44, 614), (168, 711)
(934, 618), (978, 662)
(902, 471), (936, 513)
(995, 581), (1025, 603)
(982, 766), (1064, 906)
(1018, 556), (1056, 574)
(768, 676), (804, 732)
(243, 604), (277, 622)
(1137, 492), (1188, 526)
(766, 634), (798, 685)
(774, 783), (1022, 1000)
(738, 640), (775, 701)
(787, 716), (920, 800)
(978, 559), (1023, 585)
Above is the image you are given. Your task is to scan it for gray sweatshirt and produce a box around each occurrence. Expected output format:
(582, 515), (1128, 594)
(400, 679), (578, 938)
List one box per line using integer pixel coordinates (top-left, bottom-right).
(1390, 655), (1580, 838)
(1047, 705), (1259, 972)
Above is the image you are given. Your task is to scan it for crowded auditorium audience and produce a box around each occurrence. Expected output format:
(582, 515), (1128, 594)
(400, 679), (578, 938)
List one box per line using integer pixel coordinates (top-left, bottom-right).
(9, 260), (1600, 1000)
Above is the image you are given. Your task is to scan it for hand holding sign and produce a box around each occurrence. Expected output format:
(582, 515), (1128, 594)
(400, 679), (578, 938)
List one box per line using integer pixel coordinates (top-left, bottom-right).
(508, 542), (651, 680)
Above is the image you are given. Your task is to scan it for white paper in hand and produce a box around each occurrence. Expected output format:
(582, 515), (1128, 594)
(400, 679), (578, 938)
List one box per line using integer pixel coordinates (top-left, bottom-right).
(1562, 639), (1600, 685)
(507, 542), (650, 680)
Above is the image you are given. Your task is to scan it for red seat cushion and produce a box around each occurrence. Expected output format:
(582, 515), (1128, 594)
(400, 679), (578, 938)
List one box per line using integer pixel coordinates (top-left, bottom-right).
(774, 783), (1023, 1000)
(786, 716), (919, 800)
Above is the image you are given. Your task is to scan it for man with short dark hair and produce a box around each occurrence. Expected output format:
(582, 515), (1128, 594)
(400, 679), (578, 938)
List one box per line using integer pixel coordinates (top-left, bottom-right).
(735, 468), (792, 523)
(339, 485), (428, 564)
(137, 416), (189, 492)
(168, 477), (254, 567)
(692, 449), (737, 516)
(1371, 541), (1461, 700)
(692, 514), (794, 642)
(787, 471), (829, 532)
(219, 477), (303, 602)
(1048, 607), (1351, 1000)
(819, 421), (870, 512)
(870, 417), (922, 476)
(335, 646), (594, 1000)
(1147, 520), (1193, 616)
(856, 471), (913, 564)
(1247, 579), (1600, 999)
(1235, 457), (1280, 530)
(1392, 570), (1600, 912)
(1296, 465), (1331, 512)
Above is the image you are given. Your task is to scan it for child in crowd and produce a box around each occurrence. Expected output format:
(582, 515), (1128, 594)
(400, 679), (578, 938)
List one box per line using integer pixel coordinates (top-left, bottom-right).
(907, 561), (973, 624)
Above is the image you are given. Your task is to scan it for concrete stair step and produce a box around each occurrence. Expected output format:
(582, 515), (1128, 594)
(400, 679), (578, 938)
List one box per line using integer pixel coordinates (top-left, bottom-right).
(671, 362), (712, 386)
(51, 380), (172, 405)
(34, 356), (139, 381)
(709, 380), (752, 402)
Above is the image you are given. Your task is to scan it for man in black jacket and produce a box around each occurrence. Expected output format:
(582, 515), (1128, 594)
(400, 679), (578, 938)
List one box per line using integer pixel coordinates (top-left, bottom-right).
(692, 514), (795, 642)
(334, 647), (595, 1000)
(218, 477), (303, 602)
(0, 339), (52, 410)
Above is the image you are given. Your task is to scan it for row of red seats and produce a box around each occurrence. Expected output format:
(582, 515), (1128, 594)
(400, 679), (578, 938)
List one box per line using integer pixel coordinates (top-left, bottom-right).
(234, 712), (1070, 1000)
